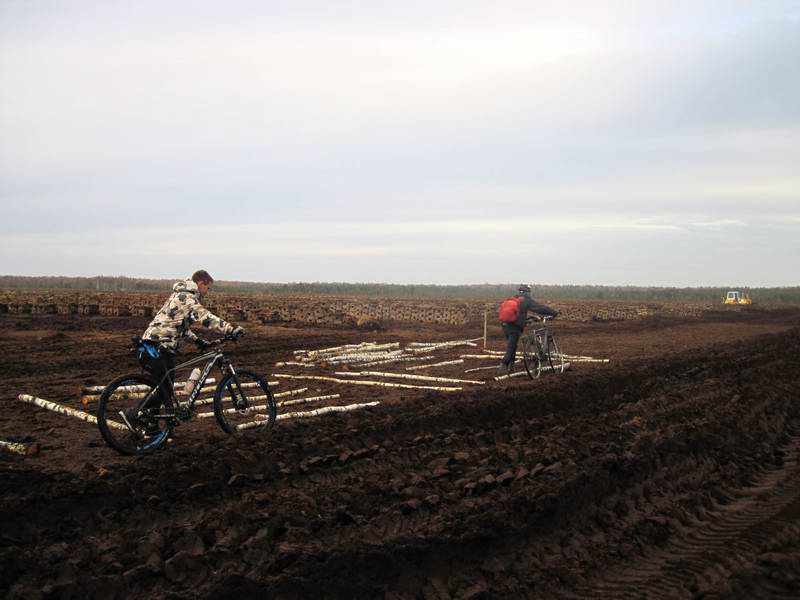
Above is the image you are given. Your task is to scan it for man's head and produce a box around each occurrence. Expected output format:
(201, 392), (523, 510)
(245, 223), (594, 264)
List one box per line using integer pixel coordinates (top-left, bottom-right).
(518, 284), (531, 296)
(192, 270), (214, 296)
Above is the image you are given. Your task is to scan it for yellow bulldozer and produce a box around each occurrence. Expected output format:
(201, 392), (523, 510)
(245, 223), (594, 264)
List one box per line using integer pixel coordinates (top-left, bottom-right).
(722, 290), (753, 305)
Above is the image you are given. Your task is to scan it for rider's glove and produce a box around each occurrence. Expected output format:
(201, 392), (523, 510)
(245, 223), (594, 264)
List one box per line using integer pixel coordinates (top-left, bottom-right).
(551, 311), (560, 320)
(195, 338), (212, 350)
(231, 326), (245, 340)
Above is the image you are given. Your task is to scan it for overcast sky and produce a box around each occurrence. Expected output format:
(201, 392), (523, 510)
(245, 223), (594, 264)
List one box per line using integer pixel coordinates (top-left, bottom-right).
(1, 1), (798, 286)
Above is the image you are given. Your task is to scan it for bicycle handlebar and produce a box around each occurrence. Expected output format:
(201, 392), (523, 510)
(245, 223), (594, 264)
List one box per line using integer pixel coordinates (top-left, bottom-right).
(525, 314), (557, 325)
(196, 333), (240, 348)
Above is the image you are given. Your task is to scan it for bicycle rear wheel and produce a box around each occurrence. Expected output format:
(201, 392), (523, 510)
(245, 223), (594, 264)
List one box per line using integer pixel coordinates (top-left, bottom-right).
(213, 370), (277, 435)
(96, 373), (172, 455)
(522, 336), (543, 379)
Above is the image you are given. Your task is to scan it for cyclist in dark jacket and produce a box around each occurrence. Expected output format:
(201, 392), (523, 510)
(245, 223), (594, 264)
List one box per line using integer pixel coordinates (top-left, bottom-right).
(498, 284), (558, 374)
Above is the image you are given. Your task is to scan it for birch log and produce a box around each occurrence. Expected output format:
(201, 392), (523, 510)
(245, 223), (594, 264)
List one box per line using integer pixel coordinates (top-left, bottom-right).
(294, 342), (380, 356)
(273, 373), (462, 392)
(409, 338), (483, 353)
(334, 371), (484, 386)
(309, 343), (398, 359)
(236, 401), (380, 430)
(194, 387), (292, 407)
(82, 379), (217, 394)
(79, 379), (279, 406)
(197, 393), (342, 418)
(18, 394), (128, 430)
(493, 371), (529, 381)
(324, 350), (406, 364)
(357, 356), (435, 368)
(405, 359), (464, 371)
(278, 393), (340, 407)
(0, 439), (37, 455)
(274, 387), (308, 398)
(465, 365), (503, 373)
(493, 362), (572, 380)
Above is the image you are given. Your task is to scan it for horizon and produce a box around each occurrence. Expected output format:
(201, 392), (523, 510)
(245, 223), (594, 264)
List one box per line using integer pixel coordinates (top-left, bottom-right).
(0, 273), (785, 291)
(2, 2), (798, 287)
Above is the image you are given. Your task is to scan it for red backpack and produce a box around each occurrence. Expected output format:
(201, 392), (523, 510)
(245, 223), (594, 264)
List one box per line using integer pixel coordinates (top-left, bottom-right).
(498, 296), (522, 323)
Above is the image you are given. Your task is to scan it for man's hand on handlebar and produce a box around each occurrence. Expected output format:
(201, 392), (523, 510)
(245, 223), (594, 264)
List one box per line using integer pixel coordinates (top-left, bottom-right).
(231, 326), (245, 340)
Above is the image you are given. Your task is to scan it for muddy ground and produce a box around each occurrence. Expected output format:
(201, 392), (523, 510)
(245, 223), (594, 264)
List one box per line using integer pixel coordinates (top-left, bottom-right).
(1, 306), (800, 599)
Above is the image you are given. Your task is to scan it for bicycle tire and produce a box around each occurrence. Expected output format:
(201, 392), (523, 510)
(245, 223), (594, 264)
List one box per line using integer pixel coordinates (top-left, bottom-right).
(213, 370), (277, 435)
(522, 336), (542, 379)
(546, 335), (565, 374)
(96, 373), (172, 456)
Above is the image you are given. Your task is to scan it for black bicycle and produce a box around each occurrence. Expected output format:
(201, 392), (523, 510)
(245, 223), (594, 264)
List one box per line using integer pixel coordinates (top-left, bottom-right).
(96, 334), (276, 455)
(521, 316), (565, 379)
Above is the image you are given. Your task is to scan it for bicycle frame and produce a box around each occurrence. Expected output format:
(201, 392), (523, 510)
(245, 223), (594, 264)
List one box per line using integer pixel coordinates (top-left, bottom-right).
(521, 315), (564, 378)
(141, 349), (234, 415)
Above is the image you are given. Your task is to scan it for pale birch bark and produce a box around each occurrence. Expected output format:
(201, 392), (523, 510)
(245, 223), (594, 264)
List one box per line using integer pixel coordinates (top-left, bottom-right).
(409, 338), (483, 353)
(197, 393), (342, 418)
(334, 371), (484, 386)
(274, 387), (308, 398)
(82, 378), (217, 394)
(493, 362), (572, 380)
(0, 439), (34, 455)
(18, 394), (128, 430)
(357, 356), (435, 368)
(236, 401), (380, 430)
(278, 393), (340, 407)
(405, 359), (464, 371)
(273, 373), (461, 392)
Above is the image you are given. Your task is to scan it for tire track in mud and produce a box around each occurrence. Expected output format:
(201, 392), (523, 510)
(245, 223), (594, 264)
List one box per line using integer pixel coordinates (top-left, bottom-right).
(560, 434), (800, 600)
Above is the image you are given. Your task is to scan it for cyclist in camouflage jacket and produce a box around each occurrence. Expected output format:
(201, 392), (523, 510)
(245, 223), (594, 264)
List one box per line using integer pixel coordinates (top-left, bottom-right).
(142, 273), (241, 352)
(138, 271), (243, 415)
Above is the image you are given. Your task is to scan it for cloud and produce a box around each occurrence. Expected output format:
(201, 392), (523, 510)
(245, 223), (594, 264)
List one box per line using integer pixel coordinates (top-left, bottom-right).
(1, 2), (798, 284)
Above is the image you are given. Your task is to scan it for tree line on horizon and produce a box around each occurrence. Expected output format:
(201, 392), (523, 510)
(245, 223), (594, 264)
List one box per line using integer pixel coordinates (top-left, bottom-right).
(2, 275), (799, 303)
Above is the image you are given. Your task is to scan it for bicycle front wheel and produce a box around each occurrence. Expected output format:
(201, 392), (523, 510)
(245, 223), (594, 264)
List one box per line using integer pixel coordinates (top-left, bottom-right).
(96, 373), (171, 455)
(546, 336), (565, 374)
(522, 336), (543, 380)
(213, 370), (277, 435)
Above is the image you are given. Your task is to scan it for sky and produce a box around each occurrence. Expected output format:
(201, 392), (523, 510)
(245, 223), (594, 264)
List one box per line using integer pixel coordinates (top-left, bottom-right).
(1, 1), (798, 286)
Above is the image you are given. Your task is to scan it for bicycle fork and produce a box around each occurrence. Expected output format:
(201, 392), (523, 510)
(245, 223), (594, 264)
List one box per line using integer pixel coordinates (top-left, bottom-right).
(224, 366), (249, 411)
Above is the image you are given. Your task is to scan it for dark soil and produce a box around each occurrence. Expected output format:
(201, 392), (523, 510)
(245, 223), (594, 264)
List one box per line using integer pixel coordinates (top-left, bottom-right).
(1, 308), (800, 599)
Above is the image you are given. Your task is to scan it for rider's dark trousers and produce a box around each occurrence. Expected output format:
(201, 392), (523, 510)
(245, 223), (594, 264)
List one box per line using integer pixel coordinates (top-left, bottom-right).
(138, 351), (176, 408)
(501, 323), (523, 368)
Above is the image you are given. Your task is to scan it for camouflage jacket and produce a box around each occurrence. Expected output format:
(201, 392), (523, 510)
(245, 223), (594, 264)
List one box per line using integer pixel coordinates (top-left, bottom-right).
(142, 279), (234, 352)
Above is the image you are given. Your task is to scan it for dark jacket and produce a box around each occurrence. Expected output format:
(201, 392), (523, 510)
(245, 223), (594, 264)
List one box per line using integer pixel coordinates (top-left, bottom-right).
(507, 293), (558, 329)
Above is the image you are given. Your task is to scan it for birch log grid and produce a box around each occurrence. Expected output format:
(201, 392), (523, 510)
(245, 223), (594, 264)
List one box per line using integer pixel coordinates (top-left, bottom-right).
(287, 338), (483, 369)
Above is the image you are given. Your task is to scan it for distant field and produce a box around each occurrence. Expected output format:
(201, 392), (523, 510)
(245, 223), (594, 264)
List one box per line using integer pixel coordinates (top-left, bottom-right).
(0, 288), (782, 327)
(1, 275), (799, 303)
